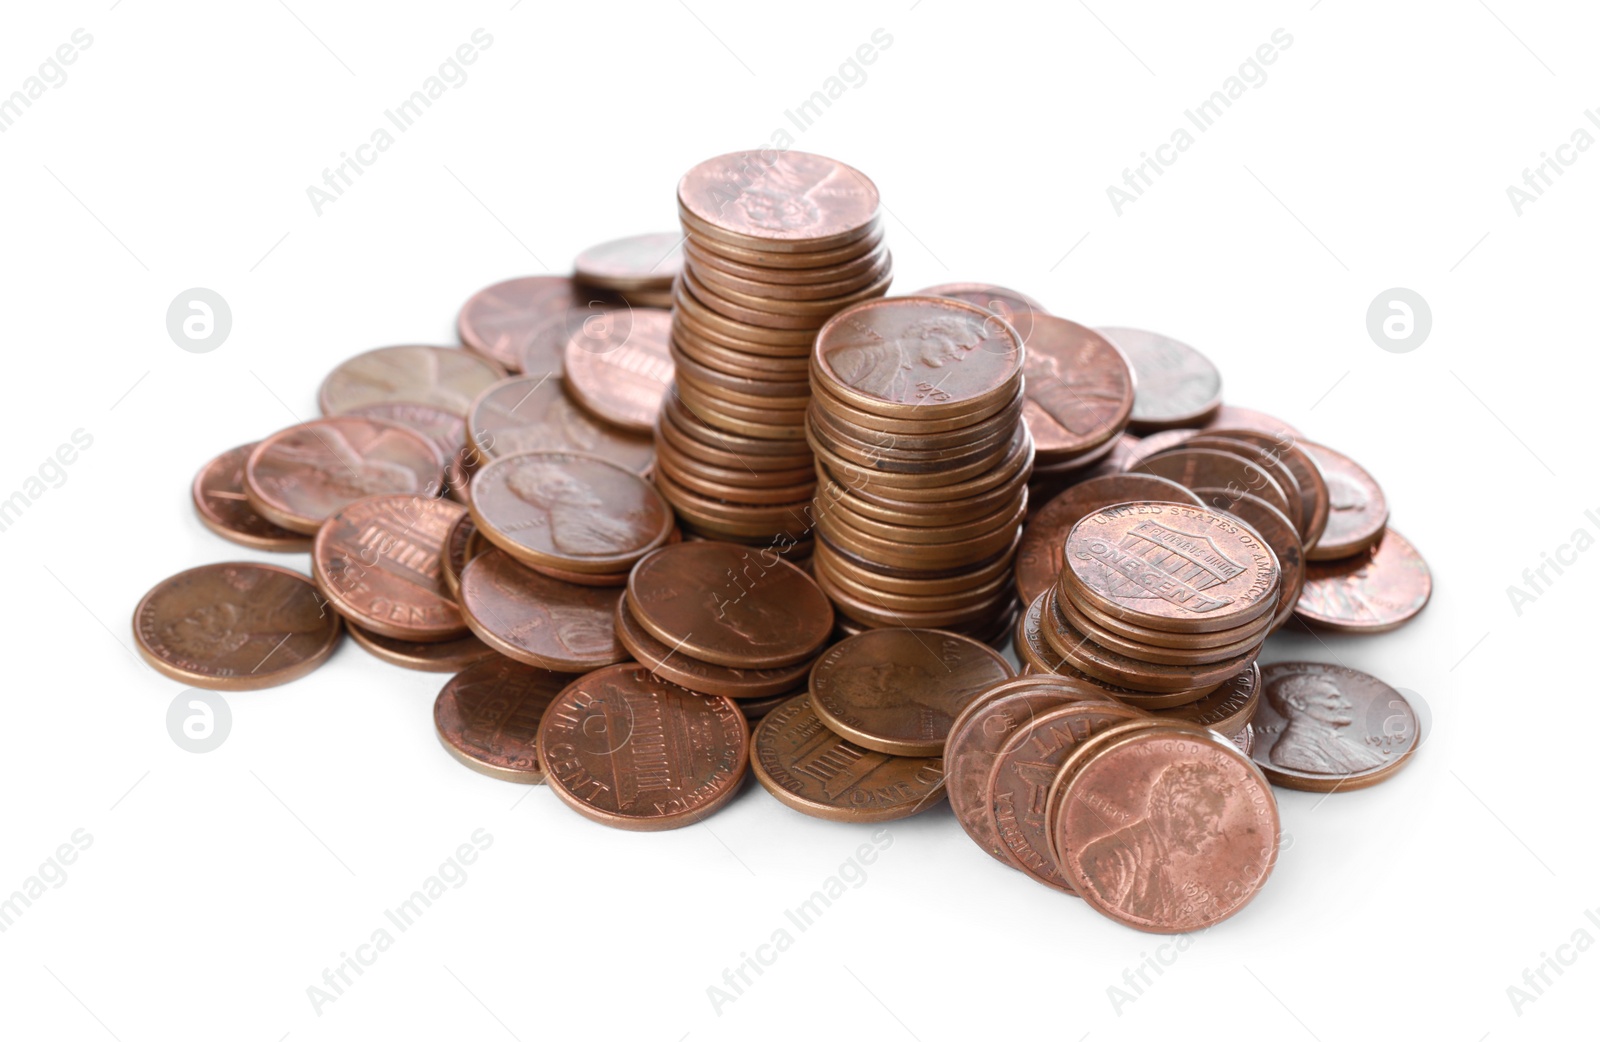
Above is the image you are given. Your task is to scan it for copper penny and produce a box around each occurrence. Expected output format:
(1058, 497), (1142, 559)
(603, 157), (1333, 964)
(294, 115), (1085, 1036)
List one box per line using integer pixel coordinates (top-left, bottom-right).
(1295, 528), (1431, 633)
(733, 689), (796, 723)
(1250, 662), (1420, 792)
(1132, 447), (1296, 527)
(1042, 589), (1256, 697)
(244, 417), (443, 534)
(916, 283), (1047, 345)
(469, 451), (673, 574)
(808, 629), (1014, 756)
(626, 541), (834, 669)
(988, 700), (1146, 892)
(561, 308), (674, 432)
(457, 550), (626, 672)
(1063, 502), (1281, 633)
(458, 275), (595, 372)
(1015, 475), (1204, 608)
(573, 232), (684, 293)
(1204, 491), (1304, 634)
(1203, 406), (1302, 440)
(611, 595), (812, 700)
(536, 663), (749, 830)
(1199, 428), (1328, 549)
(1301, 440), (1389, 560)
(1151, 662), (1260, 737)
(1055, 726), (1278, 932)
(344, 401), (472, 502)
(434, 656), (572, 782)
(466, 374), (655, 473)
(1099, 327), (1223, 432)
(349, 625), (494, 673)
(1014, 315), (1134, 458)
(133, 562), (340, 690)
(1014, 592), (1068, 673)
(191, 444), (311, 552)
(1177, 436), (1305, 534)
(751, 695), (945, 823)
(677, 150), (880, 250)
(319, 345), (504, 417)
(440, 510), (480, 599)
(311, 494), (467, 641)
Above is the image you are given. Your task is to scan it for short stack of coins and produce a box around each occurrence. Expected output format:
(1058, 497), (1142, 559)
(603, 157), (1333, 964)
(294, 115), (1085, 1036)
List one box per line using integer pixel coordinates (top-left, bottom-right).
(653, 151), (892, 559)
(806, 295), (1032, 643)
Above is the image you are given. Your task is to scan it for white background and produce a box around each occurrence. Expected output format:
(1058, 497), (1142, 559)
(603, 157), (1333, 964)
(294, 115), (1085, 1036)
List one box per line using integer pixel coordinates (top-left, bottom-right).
(1, 1), (1594, 1038)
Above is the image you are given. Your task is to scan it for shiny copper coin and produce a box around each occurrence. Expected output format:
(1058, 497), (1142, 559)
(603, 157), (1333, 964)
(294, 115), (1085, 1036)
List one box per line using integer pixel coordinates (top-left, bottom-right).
(626, 541), (833, 669)
(457, 275), (594, 372)
(1301, 440), (1389, 560)
(1118, 428), (1198, 471)
(1041, 719), (1185, 864)
(344, 401), (472, 502)
(1099, 327), (1223, 433)
(1199, 428), (1328, 549)
(1014, 475), (1203, 608)
(133, 562), (340, 690)
(435, 656), (572, 782)
(1205, 492), (1304, 634)
(244, 417), (443, 534)
(611, 595), (812, 699)
(1043, 589), (1257, 697)
(684, 235), (887, 284)
(1295, 528), (1431, 633)
(684, 221), (885, 270)
(696, 247), (891, 302)
(916, 282), (1047, 344)
(573, 232), (683, 293)
(466, 374), (655, 473)
(1055, 591), (1270, 666)
(349, 625), (494, 673)
(319, 345), (504, 418)
(1251, 662), (1420, 791)
(440, 510), (480, 599)
(1132, 447), (1296, 528)
(751, 695), (945, 823)
(1014, 592), (1067, 673)
(989, 700), (1146, 892)
(469, 451), (672, 574)
(1149, 662), (1259, 737)
(808, 629), (1014, 756)
(678, 150), (880, 250)
(457, 550), (626, 671)
(1063, 502), (1280, 633)
(537, 664), (749, 830)
(561, 308), (674, 432)
(1203, 406), (1302, 440)
(1178, 435), (1305, 534)
(191, 444), (311, 552)
(1055, 726), (1278, 932)
(312, 494), (467, 641)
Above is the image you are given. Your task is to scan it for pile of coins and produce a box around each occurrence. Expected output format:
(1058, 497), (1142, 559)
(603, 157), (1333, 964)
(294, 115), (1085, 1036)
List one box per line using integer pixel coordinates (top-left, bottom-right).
(653, 150), (891, 558)
(807, 295), (1032, 643)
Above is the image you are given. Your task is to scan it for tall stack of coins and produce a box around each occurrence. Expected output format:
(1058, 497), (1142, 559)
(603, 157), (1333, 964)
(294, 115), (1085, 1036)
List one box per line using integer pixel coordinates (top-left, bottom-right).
(654, 151), (891, 558)
(807, 296), (1031, 643)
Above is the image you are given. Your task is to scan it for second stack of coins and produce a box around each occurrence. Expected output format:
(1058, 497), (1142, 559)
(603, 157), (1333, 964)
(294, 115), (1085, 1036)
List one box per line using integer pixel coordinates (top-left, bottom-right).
(807, 295), (1032, 643)
(654, 150), (892, 559)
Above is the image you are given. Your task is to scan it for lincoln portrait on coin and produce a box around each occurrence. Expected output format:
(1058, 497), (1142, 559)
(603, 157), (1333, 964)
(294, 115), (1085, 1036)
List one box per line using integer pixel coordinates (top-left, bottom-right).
(505, 461), (642, 555)
(727, 152), (830, 233)
(825, 313), (992, 403)
(1077, 762), (1230, 922)
(1265, 672), (1387, 774)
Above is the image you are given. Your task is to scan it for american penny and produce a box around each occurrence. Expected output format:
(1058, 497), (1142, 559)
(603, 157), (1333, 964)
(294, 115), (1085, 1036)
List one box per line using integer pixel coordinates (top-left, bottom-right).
(562, 308), (675, 432)
(751, 695), (946, 823)
(1099, 327), (1223, 433)
(537, 663), (749, 830)
(311, 494), (467, 641)
(627, 541), (834, 669)
(988, 700), (1146, 892)
(344, 401), (472, 503)
(1151, 662), (1260, 737)
(440, 510), (480, 599)
(1301, 440), (1389, 560)
(1178, 436), (1305, 535)
(349, 625), (494, 673)
(1013, 315), (1134, 459)
(133, 562), (340, 690)
(1014, 592), (1067, 674)
(677, 150), (880, 250)
(458, 275), (597, 373)
(319, 345), (504, 417)
(1203, 406), (1302, 440)
(244, 417), (443, 534)
(1055, 725), (1278, 932)
(808, 629), (1014, 756)
(1055, 590), (1270, 666)
(1198, 428), (1328, 549)
(191, 443), (312, 552)
(1014, 475), (1204, 608)
(1250, 662), (1420, 792)
(466, 374), (655, 473)
(1205, 491), (1304, 634)
(434, 656), (573, 782)
(457, 549), (626, 672)
(573, 232), (684, 293)
(1042, 589), (1256, 698)
(611, 595), (812, 700)
(1295, 528), (1431, 634)
(1132, 447), (1296, 527)
(469, 451), (673, 574)
(916, 283), (1047, 345)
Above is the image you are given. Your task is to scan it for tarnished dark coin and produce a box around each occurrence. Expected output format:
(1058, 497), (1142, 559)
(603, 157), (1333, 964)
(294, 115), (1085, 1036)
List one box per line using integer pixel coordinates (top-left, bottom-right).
(1055, 725), (1278, 932)
(457, 550), (626, 672)
(319, 345), (505, 417)
(311, 494), (467, 641)
(466, 374), (655, 473)
(561, 308), (674, 432)
(807, 629), (1014, 756)
(133, 562), (341, 690)
(916, 282), (1047, 344)
(1301, 440), (1389, 560)
(537, 664), (749, 830)
(1014, 475), (1204, 608)
(244, 417), (443, 534)
(627, 541), (834, 669)
(1099, 327), (1223, 433)
(611, 595), (812, 700)
(1295, 528), (1431, 633)
(191, 443), (312, 552)
(573, 232), (684, 293)
(458, 275), (594, 373)
(751, 695), (946, 823)
(435, 657), (573, 782)
(1251, 662), (1419, 792)
(349, 625), (494, 673)
(677, 150), (880, 250)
